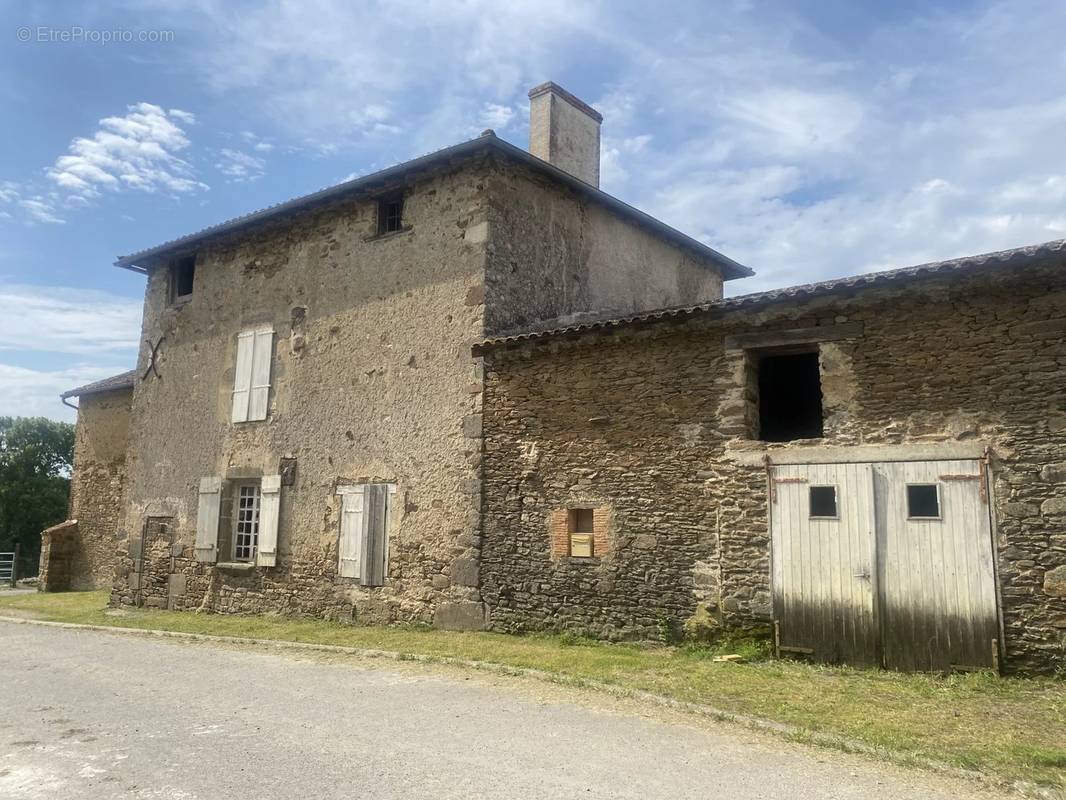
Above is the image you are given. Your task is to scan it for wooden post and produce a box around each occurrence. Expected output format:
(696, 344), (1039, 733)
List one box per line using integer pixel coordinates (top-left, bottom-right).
(11, 542), (20, 587)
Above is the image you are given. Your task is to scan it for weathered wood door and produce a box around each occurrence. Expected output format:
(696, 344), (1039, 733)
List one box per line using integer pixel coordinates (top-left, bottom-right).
(874, 460), (999, 672)
(770, 459), (999, 671)
(770, 463), (879, 666)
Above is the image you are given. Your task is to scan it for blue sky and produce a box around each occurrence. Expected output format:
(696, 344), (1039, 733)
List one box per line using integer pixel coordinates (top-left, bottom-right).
(3, 0), (1065, 421)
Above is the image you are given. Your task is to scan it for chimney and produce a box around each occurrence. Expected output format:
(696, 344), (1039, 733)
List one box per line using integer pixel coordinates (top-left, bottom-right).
(528, 82), (603, 188)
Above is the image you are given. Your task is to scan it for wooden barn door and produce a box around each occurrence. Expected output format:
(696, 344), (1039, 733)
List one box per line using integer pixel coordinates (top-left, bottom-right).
(770, 463), (879, 666)
(875, 460), (999, 672)
(771, 459), (1000, 672)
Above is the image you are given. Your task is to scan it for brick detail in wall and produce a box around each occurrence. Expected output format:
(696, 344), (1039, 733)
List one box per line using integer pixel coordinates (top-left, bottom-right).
(549, 509), (569, 559)
(592, 507), (610, 558)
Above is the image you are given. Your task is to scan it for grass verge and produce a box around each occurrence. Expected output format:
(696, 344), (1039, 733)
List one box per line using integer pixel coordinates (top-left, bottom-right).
(1, 589), (1063, 793)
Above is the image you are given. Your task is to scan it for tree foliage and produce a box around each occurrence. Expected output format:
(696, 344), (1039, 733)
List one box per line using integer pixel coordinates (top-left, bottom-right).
(0, 416), (75, 576)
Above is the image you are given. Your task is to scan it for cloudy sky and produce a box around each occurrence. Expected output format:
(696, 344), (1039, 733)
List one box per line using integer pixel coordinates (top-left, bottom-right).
(3, 0), (1065, 421)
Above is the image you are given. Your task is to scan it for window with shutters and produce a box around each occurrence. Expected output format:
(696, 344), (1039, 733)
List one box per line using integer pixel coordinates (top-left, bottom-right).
(337, 483), (394, 586)
(231, 328), (274, 423)
(195, 474), (281, 568)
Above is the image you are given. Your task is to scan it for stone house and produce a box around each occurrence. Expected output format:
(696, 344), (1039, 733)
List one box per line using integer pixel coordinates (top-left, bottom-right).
(49, 83), (746, 629)
(48, 83), (1064, 672)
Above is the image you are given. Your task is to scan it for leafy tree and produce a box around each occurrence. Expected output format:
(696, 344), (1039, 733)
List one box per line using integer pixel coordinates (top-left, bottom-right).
(0, 417), (75, 578)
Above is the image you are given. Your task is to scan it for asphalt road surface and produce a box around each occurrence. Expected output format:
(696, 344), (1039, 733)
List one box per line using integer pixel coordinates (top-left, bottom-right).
(0, 619), (1007, 799)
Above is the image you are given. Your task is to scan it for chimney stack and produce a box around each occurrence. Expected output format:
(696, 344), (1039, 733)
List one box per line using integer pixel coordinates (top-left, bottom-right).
(528, 82), (603, 188)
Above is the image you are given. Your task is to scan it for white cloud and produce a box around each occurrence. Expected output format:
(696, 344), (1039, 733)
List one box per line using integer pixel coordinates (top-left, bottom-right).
(479, 103), (517, 130)
(47, 102), (207, 200)
(18, 197), (64, 225)
(0, 363), (127, 421)
(0, 285), (141, 355)
(215, 148), (266, 181)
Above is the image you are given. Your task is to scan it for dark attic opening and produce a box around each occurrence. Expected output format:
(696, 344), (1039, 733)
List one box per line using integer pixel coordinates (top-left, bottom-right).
(758, 351), (824, 442)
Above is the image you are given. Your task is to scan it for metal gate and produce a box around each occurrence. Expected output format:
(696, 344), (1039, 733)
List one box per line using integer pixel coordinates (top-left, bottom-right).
(770, 459), (1000, 672)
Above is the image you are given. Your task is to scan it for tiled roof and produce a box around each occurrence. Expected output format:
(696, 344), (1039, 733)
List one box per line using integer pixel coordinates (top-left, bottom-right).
(61, 369), (137, 400)
(474, 238), (1066, 353)
(113, 133), (751, 281)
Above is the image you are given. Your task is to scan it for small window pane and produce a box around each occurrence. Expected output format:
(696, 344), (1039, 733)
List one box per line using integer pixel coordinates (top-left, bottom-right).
(809, 486), (837, 518)
(907, 484), (940, 518)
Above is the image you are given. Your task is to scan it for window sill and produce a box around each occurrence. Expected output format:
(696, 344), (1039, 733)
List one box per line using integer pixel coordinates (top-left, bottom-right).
(216, 561), (256, 574)
(560, 556), (601, 566)
(362, 225), (413, 243)
(167, 296), (192, 309)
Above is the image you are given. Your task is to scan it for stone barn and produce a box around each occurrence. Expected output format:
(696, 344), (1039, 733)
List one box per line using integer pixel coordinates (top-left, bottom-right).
(476, 242), (1066, 673)
(48, 82), (1065, 673)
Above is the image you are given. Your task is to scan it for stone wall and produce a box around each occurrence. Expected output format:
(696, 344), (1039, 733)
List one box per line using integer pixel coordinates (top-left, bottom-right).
(483, 157), (724, 334)
(113, 159), (492, 626)
(63, 387), (131, 589)
(479, 260), (1066, 671)
(38, 521), (79, 592)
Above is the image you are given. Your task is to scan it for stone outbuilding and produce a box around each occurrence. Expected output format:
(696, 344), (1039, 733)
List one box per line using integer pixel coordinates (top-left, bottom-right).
(476, 242), (1066, 673)
(39, 370), (134, 592)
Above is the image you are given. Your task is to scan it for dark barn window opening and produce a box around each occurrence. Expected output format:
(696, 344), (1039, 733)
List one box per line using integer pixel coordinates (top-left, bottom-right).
(377, 194), (405, 235)
(758, 351), (824, 442)
(170, 255), (196, 303)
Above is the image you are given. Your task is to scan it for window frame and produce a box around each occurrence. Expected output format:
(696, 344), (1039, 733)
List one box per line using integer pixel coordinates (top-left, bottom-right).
(906, 483), (942, 521)
(168, 254), (197, 305)
(232, 482), (262, 562)
(808, 485), (839, 520)
(376, 193), (405, 236)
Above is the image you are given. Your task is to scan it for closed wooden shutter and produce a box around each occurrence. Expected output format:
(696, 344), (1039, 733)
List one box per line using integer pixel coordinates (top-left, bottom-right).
(195, 477), (222, 563)
(231, 328), (274, 423)
(256, 475), (281, 567)
(248, 329), (274, 421)
(361, 484), (389, 586)
(337, 488), (365, 579)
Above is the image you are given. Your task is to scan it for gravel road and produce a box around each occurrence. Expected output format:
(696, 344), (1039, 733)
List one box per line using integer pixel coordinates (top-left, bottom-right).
(0, 620), (1009, 799)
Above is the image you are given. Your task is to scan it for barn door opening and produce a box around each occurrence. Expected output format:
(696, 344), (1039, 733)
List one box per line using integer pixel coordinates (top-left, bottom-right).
(770, 459), (999, 672)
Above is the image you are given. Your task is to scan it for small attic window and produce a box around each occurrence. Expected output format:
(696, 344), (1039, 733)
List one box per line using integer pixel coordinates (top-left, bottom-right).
(377, 194), (405, 235)
(169, 255), (196, 304)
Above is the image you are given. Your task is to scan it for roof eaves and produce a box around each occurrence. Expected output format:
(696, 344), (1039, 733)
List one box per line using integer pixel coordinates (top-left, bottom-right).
(61, 369), (137, 400)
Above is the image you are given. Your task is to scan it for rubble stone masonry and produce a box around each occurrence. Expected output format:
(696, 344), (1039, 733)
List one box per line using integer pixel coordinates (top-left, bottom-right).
(65, 388), (131, 589)
(479, 260), (1066, 672)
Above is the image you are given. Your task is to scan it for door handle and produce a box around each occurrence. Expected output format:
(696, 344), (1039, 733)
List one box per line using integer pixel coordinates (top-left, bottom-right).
(853, 570), (870, 581)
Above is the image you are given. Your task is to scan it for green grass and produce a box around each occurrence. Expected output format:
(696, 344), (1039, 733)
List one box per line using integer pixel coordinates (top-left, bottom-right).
(2, 590), (1063, 792)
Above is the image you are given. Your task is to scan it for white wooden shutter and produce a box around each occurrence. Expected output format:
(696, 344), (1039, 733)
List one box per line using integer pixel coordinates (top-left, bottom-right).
(231, 328), (273, 423)
(248, 329), (274, 421)
(337, 487), (365, 579)
(230, 331), (254, 423)
(195, 477), (222, 563)
(256, 475), (281, 567)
